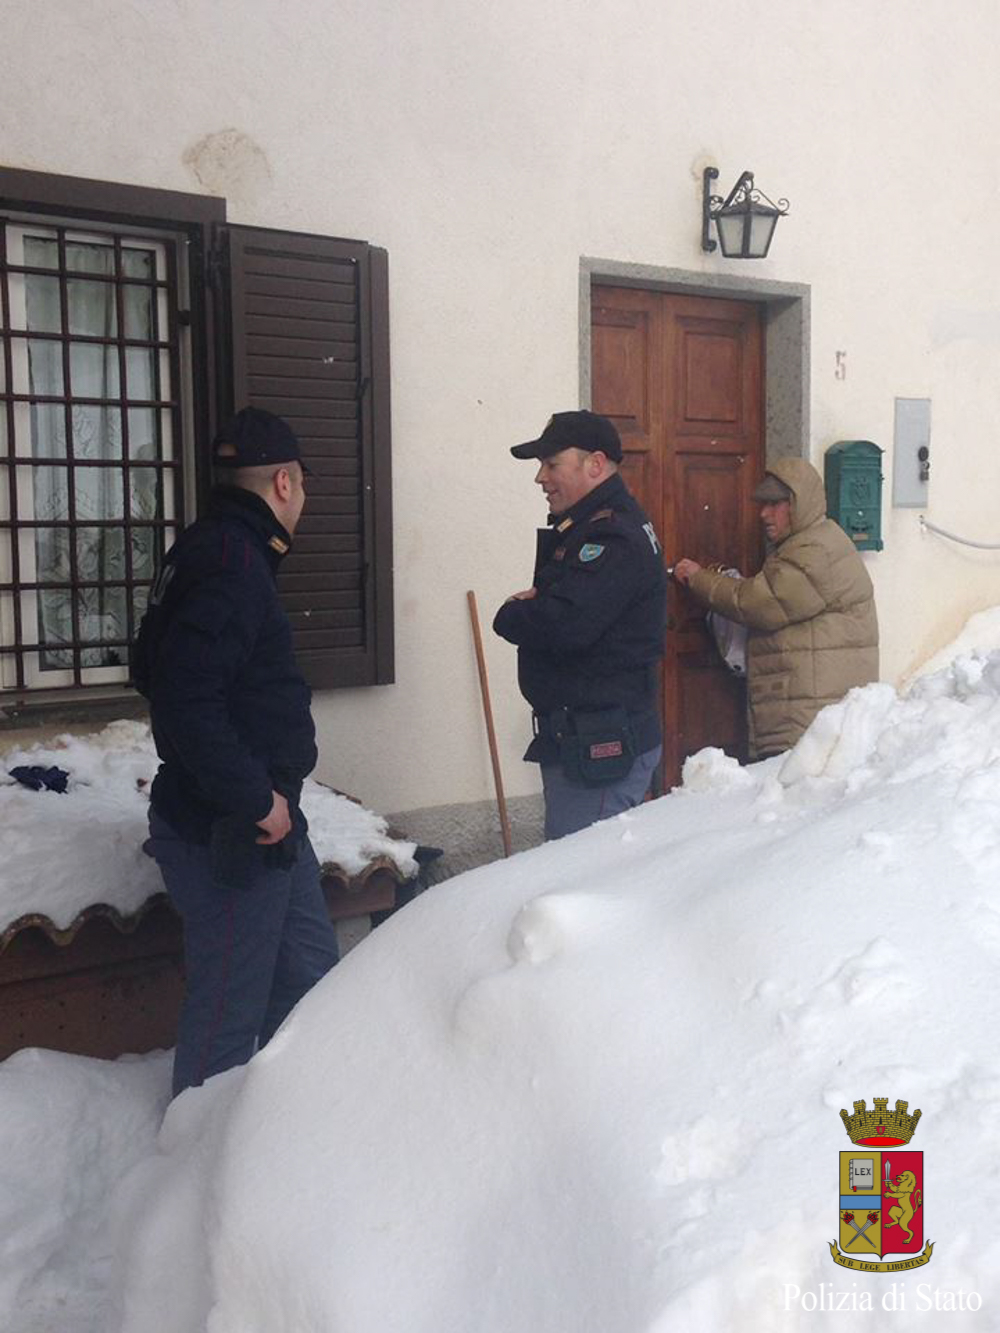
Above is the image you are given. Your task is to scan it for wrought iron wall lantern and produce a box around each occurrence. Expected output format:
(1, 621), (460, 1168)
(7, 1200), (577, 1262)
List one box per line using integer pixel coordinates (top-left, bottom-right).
(702, 167), (789, 259)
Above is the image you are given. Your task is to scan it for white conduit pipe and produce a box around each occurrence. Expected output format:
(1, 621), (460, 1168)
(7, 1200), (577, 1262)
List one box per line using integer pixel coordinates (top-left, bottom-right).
(920, 515), (1000, 551)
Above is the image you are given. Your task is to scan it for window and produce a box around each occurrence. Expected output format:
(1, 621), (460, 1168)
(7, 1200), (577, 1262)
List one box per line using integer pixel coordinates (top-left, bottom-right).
(0, 221), (182, 688)
(0, 167), (393, 700)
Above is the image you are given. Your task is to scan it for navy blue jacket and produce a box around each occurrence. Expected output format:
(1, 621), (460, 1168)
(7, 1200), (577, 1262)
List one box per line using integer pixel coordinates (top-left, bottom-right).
(138, 486), (316, 844)
(493, 474), (667, 763)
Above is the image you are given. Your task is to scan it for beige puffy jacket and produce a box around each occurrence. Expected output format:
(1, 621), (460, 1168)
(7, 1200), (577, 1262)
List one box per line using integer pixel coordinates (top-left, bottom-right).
(688, 458), (879, 757)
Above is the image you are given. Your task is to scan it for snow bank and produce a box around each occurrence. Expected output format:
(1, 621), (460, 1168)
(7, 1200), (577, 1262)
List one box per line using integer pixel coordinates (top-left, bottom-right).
(907, 605), (1000, 684)
(0, 722), (416, 931)
(107, 644), (1000, 1332)
(0, 1049), (170, 1333)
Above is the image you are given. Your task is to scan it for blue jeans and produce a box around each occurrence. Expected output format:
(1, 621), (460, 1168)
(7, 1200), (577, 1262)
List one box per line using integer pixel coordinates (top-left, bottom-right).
(540, 745), (662, 840)
(145, 809), (338, 1096)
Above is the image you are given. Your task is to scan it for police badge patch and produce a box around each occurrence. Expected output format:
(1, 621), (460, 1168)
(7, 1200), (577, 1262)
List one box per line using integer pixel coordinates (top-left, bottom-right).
(831, 1098), (933, 1272)
(578, 543), (605, 563)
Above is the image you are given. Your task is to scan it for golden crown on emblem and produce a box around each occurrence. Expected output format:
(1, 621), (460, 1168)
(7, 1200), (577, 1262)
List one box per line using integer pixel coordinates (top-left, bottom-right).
(840, 1097), (922, 1144)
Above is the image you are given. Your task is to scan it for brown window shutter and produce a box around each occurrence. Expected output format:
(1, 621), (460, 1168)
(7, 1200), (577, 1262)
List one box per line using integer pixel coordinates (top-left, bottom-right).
(222, 225), (393, 688)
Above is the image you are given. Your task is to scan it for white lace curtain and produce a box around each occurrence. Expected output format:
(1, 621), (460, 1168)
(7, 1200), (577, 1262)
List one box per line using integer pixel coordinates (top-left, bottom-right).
(23, 235), (160, 668)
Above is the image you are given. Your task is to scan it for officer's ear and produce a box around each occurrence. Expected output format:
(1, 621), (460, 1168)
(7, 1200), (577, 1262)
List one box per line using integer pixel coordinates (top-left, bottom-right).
(273, 466), (293, 501)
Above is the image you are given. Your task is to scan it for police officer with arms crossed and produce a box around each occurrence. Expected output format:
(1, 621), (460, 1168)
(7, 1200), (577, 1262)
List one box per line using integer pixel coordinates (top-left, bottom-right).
(493, 411), (667, 840)
(135, 407), (338, 1097)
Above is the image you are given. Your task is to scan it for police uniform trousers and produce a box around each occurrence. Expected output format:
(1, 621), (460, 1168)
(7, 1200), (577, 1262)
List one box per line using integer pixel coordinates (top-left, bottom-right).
(540, 744), (662, 841)
(145, 809), (339, 1096)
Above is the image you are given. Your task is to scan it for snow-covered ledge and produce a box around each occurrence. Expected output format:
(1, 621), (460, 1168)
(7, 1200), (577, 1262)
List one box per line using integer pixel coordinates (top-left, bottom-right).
(0, 722), (417, 942)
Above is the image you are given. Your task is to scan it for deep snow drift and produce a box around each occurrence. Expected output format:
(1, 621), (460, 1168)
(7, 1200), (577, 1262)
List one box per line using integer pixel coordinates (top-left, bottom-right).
(7, 629), (1000, 1329)
(108, 643), (1000, 1331)
(0, 1048), (171, 1333)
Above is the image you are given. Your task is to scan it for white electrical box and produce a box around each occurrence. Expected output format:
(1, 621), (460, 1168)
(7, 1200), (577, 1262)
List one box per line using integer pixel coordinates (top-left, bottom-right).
(893, 397), (931, 508)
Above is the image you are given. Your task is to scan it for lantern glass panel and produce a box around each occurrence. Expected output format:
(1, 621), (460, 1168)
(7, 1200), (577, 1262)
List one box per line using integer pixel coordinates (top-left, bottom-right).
(716, 211), (747, 257)
(748, 210), (779, 258)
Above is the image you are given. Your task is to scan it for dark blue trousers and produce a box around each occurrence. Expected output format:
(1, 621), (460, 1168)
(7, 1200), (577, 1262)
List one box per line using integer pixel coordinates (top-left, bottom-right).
(540, 744), (662, 840)
(146, 809), (339, 1097)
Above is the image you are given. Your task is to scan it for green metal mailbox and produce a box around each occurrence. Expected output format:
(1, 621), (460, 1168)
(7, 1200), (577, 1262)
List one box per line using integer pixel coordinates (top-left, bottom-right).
(824, 440), (883, 552)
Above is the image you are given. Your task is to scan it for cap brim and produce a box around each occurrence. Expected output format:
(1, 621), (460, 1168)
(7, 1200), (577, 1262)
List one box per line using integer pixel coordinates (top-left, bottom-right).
(510, 440), (547, 460)
(212, 451), (312, 476)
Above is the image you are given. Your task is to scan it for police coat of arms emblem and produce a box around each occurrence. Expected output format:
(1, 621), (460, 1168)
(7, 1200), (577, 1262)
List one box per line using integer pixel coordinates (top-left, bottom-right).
(830, 1098), (934, 1272)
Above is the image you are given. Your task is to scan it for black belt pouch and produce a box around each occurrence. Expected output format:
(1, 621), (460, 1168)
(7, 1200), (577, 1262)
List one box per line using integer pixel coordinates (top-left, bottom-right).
(209, 815), (262, 890)
(554, 706), (636, 787)
(210, 816), (301, 889)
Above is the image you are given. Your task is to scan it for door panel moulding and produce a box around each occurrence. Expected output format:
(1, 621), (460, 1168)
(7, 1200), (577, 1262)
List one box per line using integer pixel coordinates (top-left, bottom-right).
(579, 258), (810, 463)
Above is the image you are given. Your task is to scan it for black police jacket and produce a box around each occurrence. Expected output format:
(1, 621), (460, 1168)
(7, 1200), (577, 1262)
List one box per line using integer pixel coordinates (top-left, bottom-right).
(136, 486), (316, 844)
(493, 473), (667, 763)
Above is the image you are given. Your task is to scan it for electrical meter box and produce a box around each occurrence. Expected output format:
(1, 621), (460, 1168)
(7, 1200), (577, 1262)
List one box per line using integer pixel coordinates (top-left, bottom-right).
(824, 440), (883, 552)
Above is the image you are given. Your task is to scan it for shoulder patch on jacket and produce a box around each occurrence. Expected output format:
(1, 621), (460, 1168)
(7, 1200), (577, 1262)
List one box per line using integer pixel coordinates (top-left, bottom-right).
(578, 542), (606, 563)
(642, 521), (662, 555)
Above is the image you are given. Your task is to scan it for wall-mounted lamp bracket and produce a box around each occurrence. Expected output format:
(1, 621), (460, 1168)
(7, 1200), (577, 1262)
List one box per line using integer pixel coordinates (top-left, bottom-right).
(702, 166), (720, 253)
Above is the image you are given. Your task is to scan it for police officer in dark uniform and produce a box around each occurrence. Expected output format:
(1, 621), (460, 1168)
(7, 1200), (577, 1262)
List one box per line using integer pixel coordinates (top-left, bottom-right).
(493, 411), (667, 839)
(135, 407), (338, 1096)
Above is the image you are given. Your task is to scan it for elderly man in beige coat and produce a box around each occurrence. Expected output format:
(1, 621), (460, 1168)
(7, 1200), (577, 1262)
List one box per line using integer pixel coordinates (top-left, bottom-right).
(674, 458), (878, 758)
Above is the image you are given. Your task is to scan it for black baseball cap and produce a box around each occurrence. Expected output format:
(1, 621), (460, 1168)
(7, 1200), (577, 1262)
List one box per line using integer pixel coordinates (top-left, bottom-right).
(511, 410), (624, 463)
(212, 407), (311, 473)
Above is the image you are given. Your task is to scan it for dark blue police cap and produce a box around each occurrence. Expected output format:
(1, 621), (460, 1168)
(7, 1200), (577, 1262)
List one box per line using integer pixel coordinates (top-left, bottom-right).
(511, 410), (623, 463)
(213, 407), (311, 473)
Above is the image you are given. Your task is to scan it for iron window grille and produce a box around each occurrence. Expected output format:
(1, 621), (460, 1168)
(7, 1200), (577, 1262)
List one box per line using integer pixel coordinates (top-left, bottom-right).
(0, 219), (183, 689)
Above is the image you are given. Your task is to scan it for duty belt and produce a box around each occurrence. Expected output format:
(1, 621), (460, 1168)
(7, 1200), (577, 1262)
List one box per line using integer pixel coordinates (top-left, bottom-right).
(532, 709), (570, 741)
(534, 705), (651, 739)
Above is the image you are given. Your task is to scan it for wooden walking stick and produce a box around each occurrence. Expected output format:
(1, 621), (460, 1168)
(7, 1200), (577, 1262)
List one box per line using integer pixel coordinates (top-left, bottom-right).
(467, 590), (513, 857)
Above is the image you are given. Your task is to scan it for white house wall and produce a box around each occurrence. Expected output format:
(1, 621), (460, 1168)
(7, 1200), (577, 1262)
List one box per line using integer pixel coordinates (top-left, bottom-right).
(4, 0), (1000, 815)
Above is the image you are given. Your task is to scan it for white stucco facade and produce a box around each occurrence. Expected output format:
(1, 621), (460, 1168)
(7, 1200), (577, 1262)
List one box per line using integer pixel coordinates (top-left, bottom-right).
(3, 0), (1000, 815)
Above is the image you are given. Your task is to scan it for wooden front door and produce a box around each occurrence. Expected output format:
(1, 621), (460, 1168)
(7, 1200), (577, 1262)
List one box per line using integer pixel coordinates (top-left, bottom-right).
(591, 286), (765, 789)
